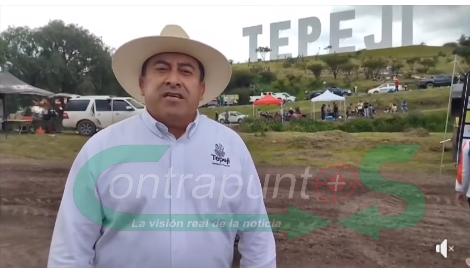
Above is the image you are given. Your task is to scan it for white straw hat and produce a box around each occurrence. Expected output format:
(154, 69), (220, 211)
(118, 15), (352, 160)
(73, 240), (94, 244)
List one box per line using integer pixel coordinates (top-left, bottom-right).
(112, 25), (232, 107)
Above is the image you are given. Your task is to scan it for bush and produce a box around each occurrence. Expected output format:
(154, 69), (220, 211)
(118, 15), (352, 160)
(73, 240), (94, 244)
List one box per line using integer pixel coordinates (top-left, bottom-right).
(282, 61), (292, 68)
(239, 111), (447, 133)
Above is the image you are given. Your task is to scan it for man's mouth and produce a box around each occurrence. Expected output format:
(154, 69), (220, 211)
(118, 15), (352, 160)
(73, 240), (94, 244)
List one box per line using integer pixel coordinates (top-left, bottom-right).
(163, 93), (183, 99)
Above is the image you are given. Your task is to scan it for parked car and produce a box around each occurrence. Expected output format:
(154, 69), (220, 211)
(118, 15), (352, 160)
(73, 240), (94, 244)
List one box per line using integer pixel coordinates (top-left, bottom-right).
(200, 99), (219, 108)
(275, 92), (297, 102)
(305, 90), (323, 100)
(325, 86), (352, 96)
(367, 83), (403, 94)
(305, 87), (351, 100)
(417, 74), (452, 89)
(218, 111), (248, 124)
(250, 92), (281, 103)
(62, 95), (145, 136)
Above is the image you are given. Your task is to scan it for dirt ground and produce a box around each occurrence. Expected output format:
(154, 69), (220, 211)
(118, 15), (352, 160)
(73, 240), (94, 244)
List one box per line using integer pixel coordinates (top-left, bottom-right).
(1, 160), (469, 268)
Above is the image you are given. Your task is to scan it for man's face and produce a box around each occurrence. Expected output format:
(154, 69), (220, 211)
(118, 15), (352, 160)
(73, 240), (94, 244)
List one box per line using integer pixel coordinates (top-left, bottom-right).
(139, 52), (205, 122)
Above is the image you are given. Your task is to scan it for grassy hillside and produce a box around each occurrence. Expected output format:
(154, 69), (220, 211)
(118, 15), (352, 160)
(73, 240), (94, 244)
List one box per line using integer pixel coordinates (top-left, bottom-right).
(224, 45), (467, 103)
(201, 87), (451, 119)
(235, 45), (456, 71)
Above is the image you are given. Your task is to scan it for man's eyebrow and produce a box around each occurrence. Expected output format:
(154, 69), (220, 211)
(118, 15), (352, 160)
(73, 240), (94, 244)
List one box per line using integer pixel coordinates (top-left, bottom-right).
(153, 60), (195, 70)
(153, 59), (171, 66)
(177, 62), (196, 70)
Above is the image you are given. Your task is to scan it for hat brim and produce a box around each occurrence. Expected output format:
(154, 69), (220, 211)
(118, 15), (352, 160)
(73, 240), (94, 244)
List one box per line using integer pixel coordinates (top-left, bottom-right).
(112, 36), (232, 107)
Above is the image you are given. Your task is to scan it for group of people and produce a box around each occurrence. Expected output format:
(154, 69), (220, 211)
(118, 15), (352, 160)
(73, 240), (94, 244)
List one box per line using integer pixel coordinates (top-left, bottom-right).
(384, 101), (408, 114)
(256, 107), (305, 121)
(336, 100), (375, 119)
(320, 102), (340, 120)
(346, 100), (376, 118)
(344, 99), (409, 118)
(285, 107), (305, 120)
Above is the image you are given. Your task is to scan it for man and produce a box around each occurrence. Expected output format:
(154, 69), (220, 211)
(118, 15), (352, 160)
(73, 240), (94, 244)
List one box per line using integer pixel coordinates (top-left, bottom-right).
(456, 139), (470, 266)
(401, 100), (408, 113)
(224, 110), (229, 124)
(333, 102), (338, 119)
(48, 25), (276, 268)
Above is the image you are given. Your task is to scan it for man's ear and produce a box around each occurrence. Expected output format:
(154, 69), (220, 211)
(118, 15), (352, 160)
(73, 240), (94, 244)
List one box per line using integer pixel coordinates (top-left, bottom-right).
(139, 76), (145, 96)
(199, 82), (206, 101)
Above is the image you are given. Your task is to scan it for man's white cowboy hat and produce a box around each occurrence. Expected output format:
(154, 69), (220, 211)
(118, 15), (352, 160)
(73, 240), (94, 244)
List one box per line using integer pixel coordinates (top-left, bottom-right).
(112, 24), (232, 107)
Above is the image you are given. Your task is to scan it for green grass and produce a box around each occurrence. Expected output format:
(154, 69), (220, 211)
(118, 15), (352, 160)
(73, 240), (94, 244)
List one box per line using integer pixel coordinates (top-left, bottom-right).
(241, 131), (454, 173)
(200, 87), (451, 119)
(232, 45), (465, 90)
(0, 131), (455, 173)
(0, 134), (86, 161)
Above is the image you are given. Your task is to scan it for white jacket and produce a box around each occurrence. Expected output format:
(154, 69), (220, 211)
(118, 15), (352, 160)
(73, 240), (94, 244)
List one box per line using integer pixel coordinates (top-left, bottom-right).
(48, 110), (276, 268)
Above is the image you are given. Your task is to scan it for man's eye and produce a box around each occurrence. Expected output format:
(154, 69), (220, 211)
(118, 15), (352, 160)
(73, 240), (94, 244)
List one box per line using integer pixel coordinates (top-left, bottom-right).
(182, 70), (192, 74)
(155, 66), (168, 71)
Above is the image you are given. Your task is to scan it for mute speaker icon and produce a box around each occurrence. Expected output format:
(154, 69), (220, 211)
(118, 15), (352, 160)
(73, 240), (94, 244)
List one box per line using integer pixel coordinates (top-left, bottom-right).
(436, 239), (448, 258)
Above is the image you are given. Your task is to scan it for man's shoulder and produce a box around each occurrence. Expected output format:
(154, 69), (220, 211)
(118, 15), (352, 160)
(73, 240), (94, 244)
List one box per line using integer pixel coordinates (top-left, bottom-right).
(82, 115), (142, 150)
(97, 114), (140, 135)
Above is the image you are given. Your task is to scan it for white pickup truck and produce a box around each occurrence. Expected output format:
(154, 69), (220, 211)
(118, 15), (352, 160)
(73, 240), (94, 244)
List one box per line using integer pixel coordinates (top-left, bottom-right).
(249, 92), (296, 103)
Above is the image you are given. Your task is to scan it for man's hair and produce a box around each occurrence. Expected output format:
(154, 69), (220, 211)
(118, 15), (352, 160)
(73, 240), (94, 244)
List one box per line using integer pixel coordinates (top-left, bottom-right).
(140, 55), (205, 82)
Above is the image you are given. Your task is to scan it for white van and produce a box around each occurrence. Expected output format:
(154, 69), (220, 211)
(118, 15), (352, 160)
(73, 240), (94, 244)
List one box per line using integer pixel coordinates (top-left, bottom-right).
(62, 95), (145, 136)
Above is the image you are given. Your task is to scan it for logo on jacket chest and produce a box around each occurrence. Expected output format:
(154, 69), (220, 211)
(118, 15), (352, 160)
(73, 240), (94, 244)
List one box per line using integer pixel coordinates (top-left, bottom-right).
(211, 143), (230, 167)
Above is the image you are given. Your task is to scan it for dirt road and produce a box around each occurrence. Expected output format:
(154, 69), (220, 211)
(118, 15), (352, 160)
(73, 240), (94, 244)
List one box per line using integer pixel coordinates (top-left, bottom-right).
(1, 161), (469, 268)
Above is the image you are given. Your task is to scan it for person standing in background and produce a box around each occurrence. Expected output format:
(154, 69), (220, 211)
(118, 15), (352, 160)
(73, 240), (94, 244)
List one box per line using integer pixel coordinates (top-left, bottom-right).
(333, 103), (339, 119)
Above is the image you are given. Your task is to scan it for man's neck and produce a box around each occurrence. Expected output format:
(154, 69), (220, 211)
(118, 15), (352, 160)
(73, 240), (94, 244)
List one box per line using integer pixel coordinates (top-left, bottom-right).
(147, 109), (198, 140)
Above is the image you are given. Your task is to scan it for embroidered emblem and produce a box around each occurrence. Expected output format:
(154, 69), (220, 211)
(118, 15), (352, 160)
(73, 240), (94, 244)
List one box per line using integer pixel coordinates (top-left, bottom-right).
(211, 143), (230, 167)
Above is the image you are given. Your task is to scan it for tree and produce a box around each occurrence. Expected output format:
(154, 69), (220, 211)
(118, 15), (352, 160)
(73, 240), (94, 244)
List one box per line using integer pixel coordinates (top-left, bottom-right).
(271, 77), (302, 95)
(321, 54), (349, 79)
(306, 63), (324, 79)
(420, 58), (437, 74)
(454, 34), (470, 66)
(405, 57), (419, 73)
(443, 42), (459, 48)
(338, 62), (357, 82)
(228, 69), (255, 89)
(255, 46), (271, 61)
(391, 60), (404, 76)
(0, 20), (125, 98)
(362, 58), (388, 79)
(257, 71), (277, 84)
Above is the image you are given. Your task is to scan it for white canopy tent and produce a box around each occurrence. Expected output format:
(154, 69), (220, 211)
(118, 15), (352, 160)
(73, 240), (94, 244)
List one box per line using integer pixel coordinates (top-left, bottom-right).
(310, 90), (346, 121)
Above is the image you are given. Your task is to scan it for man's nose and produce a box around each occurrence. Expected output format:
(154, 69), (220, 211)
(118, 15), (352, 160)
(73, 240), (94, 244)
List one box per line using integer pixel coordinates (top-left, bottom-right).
(164, 69), (182, 88)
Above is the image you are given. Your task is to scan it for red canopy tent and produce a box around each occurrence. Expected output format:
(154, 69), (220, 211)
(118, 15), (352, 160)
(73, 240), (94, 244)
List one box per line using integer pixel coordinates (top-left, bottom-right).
(253, 95), (283, 106)
(253, 95), (284, 121)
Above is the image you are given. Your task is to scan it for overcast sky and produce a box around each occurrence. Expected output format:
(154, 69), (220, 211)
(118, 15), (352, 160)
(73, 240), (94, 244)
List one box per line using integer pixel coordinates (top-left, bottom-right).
(1, 2), (468, 62)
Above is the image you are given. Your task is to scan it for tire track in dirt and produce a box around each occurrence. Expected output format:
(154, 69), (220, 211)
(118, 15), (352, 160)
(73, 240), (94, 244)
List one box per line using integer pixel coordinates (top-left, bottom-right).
(1, 197), (60, 205)
(1, 162), (468, 268)
(0, 205), (57, 217)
